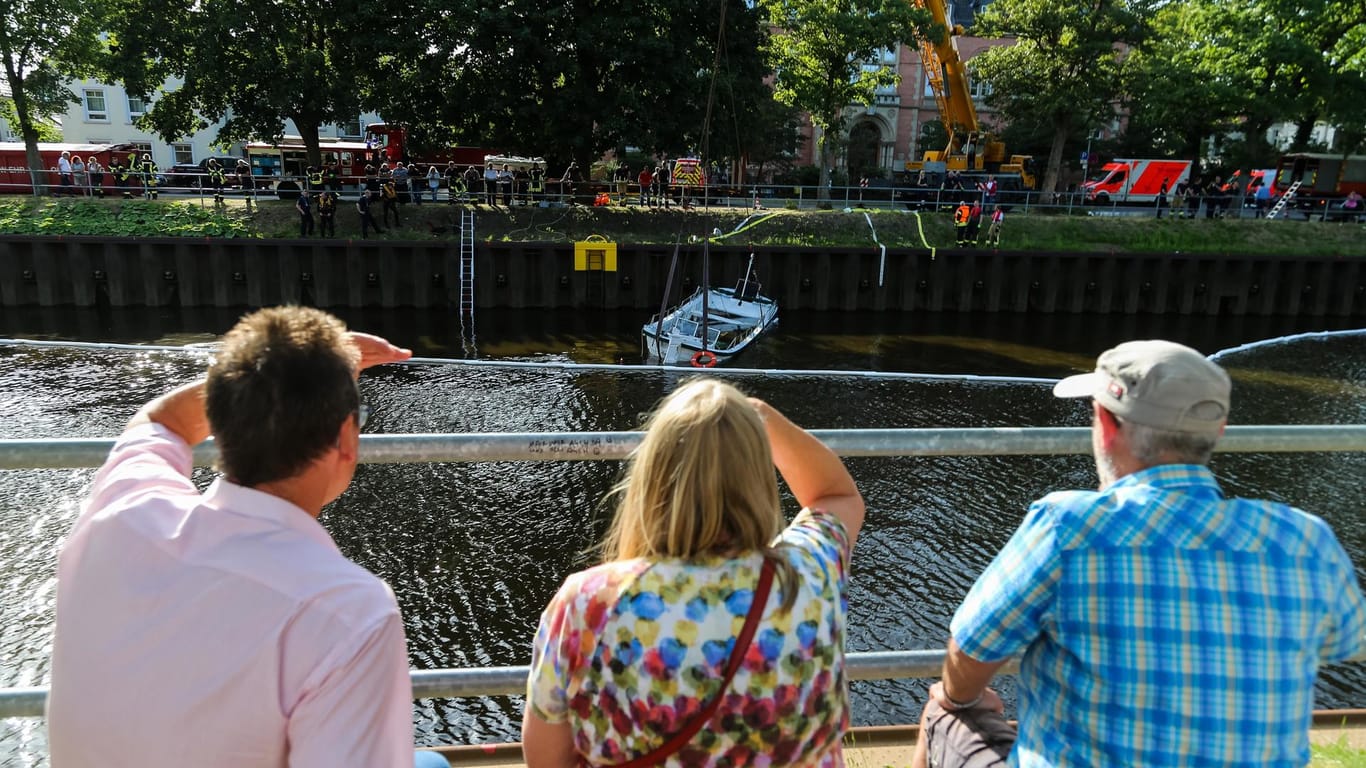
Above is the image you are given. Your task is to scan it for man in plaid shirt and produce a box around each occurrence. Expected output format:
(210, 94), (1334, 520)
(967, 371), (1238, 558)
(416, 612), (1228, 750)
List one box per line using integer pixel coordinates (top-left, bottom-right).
(914, 340), (1366, 768)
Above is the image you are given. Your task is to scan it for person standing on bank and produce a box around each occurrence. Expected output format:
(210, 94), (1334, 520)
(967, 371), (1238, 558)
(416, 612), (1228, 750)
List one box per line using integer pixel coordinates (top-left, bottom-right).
(317, 189), (337, 237)
(44, 307), (443, 768)
(357, 188), (384, 238)
(1155, 177), (1169, 218)
(524, 378), (865, 768)
(912, 340), (1366, 768)
(296, 189), (315, 237)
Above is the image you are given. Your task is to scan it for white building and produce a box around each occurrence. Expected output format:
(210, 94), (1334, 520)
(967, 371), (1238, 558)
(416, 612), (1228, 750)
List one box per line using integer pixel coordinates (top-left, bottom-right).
(62, 77), (381, 167)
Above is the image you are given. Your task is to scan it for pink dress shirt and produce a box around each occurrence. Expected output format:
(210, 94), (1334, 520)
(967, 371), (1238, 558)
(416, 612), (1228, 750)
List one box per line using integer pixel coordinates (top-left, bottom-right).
(47, 423), (414, 767)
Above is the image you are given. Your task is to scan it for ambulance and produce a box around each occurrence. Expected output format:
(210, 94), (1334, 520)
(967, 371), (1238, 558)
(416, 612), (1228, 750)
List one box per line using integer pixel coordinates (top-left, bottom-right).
(1082, 158), (1192, 204)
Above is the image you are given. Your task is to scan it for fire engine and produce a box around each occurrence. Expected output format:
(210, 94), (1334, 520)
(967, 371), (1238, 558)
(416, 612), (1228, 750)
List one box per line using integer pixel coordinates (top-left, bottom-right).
(1270, 152), (1366, 216)
(1082, 158), (1192, 204)
(242, 136), (383, 194)
(363, 123), (493, 168)
(0, 141), (137, 195)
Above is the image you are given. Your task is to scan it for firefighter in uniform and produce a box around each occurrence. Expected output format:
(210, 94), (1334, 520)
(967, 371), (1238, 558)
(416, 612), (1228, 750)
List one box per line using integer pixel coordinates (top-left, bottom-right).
(307, 166), (324, 195)
(323, 162), (340, 192)
(140, 153), (159, 199)
(445, 161), (461, 204)
(317, 189), (337, 237)
(207, 159), (226, 205)
(381, 178), (401, 227)
(237, 159), (256, 212)
(954, 200), (971, 246)
(528, 163), (545, 205)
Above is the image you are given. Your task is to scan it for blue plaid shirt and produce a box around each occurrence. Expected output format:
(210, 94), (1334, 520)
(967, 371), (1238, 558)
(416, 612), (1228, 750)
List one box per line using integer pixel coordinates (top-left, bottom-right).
(951, 464), (1366, 767)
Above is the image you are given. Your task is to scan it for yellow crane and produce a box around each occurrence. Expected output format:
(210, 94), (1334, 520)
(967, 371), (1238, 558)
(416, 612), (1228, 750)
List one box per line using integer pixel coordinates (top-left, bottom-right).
(905, 0), (1035, 189)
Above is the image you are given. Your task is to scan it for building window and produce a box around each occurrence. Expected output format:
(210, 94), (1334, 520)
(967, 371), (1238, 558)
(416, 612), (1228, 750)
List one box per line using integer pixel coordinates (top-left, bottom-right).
(340, 118), (362, 138)
(127, 95), (147, 120)
(172, 143), (194, 165)
(83, 89), (108, 122)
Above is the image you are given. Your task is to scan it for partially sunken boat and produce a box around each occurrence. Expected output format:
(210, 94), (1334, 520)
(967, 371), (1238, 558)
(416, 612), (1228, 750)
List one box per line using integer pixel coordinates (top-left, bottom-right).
(642, 254), (778, 367)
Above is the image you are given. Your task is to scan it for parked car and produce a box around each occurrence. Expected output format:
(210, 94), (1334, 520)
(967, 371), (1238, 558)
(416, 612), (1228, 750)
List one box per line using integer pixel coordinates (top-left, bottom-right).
(164, 156), (242, 190)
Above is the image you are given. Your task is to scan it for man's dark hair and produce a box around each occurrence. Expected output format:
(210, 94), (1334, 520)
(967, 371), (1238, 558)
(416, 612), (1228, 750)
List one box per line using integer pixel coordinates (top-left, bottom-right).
(206, 307), (359, 487)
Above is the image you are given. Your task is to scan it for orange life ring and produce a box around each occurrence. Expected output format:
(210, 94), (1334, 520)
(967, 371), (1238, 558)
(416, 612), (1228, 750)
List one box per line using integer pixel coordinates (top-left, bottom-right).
(690, 350), (718, 368)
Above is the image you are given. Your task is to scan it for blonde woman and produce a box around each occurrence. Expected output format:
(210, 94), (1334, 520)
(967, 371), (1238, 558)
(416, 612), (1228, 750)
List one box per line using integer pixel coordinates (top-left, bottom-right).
(524, 378), (865, 768)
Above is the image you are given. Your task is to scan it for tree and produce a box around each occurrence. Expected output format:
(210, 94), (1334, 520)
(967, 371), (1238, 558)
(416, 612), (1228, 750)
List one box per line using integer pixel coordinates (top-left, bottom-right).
(757, 0), (924, 197)
(0, 0), (107, 192)
(374, 0), (775, 174)
(970, 0), (1151, 195)
(102, 0), (406, 166)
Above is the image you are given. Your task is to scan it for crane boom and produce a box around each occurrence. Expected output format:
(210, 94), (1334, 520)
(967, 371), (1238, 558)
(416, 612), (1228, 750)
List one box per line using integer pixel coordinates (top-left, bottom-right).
(906, 0), (1036, 189)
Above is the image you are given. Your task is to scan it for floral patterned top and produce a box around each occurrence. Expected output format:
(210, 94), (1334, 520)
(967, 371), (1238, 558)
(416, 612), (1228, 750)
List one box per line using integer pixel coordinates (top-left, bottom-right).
(527, 509), (852, 768)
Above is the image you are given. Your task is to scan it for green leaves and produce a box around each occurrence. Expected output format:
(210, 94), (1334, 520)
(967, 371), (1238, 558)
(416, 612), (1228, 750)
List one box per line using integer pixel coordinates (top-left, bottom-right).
(757, 0), (925, 192)
(0, 200), (251, 238)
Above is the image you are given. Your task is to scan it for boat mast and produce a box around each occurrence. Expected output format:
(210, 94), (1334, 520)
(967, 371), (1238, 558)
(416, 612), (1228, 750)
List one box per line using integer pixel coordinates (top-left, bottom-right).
(737, 251), (756, 300)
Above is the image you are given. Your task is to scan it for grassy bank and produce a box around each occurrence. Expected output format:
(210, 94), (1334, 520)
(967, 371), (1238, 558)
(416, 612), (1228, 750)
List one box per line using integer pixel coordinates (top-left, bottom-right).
(2, 196), (1362, 257)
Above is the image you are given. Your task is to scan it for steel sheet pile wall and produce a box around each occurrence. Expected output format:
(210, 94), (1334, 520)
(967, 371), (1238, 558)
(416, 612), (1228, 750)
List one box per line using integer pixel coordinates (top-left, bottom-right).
(1, 236), (1361, 316)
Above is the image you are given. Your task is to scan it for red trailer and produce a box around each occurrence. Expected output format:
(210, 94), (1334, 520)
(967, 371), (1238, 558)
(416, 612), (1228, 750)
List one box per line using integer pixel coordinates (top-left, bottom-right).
(0, 141), (137, 195)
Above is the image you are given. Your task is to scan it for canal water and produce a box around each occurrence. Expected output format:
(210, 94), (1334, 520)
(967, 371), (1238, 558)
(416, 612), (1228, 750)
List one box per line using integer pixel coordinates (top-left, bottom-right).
(1, 306), (1364, 761)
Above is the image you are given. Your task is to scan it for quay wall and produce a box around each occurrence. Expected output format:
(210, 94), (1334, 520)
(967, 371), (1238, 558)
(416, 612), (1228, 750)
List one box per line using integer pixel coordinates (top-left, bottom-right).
(1, 236), (1362, 316)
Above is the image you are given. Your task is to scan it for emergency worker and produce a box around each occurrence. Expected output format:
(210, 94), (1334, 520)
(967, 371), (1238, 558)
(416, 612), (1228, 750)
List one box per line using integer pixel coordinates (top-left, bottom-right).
(317, 189), (337, 237)
(207, 160), (227, 205)
(965, 200), (983, 244)
(323, 161), (341, 192)
(307, 166), (324, 195)
(445, 161), (461, 204)
(296, 190), (315, 238)
(357, 189), (383, 238)
(237, 160), (256, 212)
(954, 200), (971, 246)
(381, 178), (401, 227)
(140, 153), (159, 200)
(528, 163), (545, 205)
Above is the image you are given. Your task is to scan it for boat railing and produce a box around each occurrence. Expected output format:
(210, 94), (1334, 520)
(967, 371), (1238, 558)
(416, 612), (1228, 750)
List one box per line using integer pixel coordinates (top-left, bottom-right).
(2, 422), (1364, 720)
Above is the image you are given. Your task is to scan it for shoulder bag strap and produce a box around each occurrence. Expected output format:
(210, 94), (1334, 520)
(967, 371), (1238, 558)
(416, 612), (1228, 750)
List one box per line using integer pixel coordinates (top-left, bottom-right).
(607, 557), (776, 768)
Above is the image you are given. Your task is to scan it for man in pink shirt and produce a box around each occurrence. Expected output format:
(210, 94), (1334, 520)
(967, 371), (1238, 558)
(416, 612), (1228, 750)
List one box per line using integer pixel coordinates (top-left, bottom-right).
(46, 307), (443, 767)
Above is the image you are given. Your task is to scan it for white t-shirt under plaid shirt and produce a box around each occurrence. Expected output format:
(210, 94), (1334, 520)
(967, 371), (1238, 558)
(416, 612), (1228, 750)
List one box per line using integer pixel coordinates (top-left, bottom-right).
(951, 464), (1366, 767)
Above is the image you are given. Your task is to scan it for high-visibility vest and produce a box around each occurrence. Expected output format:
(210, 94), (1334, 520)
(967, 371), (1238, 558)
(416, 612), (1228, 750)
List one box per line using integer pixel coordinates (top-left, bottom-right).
(309, 170), (324, 186)
(954, 205), (970, 225)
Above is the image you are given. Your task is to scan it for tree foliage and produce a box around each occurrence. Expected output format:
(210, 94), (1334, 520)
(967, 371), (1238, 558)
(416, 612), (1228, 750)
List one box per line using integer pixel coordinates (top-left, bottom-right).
(101, 0), (408, 165)
(970, 0), (1150, 194)
(370, 0), (779, 176)
(0, 0), (107, 188)
(757, 0), (926, 195)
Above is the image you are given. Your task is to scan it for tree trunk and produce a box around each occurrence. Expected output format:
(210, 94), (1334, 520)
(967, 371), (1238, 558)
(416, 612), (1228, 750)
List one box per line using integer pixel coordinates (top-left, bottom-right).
(1041, 113), (1072, 196)
(294, 116), (324, 169)
(817, 124), (832, 201)
(1, 60), (47, 196)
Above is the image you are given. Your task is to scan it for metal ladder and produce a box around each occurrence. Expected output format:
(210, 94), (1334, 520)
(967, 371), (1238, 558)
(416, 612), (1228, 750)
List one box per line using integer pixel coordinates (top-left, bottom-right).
(1266, 180), (1301, 220)
(458, 208), (477, 357)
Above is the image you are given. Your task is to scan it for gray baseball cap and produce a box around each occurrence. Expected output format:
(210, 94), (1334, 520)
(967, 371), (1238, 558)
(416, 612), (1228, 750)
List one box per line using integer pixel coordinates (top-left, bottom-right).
(1053, 340), (1230, 436)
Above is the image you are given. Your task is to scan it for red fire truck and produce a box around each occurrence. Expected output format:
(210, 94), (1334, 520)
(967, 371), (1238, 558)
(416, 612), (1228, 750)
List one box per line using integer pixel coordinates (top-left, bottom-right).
(242, 136), (383, 194)
(363, 123), (493, 167)
(0, 141), (137, 195)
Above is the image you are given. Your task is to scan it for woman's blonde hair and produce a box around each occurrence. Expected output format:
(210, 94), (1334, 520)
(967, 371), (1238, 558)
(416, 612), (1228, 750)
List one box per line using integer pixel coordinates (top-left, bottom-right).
(601, 378), (797, 607)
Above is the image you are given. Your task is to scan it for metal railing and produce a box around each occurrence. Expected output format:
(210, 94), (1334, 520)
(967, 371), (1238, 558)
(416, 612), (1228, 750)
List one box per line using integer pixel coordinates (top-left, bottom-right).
(11, 167), (1335, 219)
(2, 422), (1364, 721)
(2, 425), (1364, 470)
